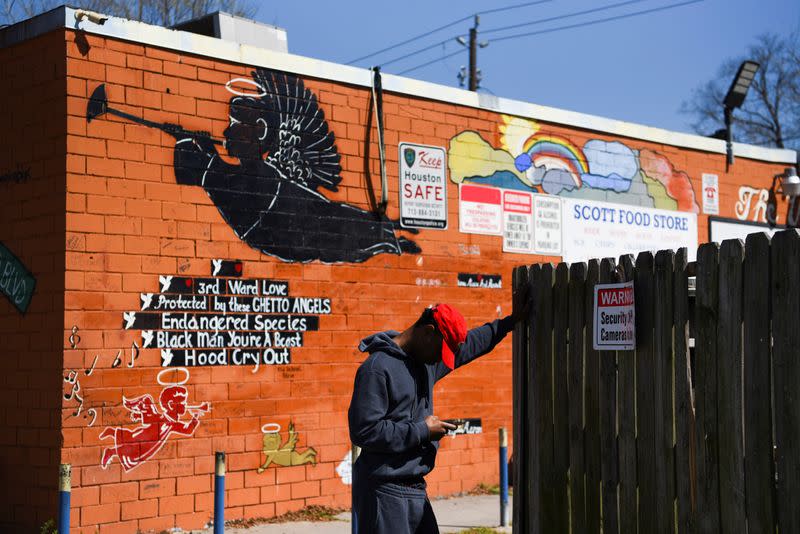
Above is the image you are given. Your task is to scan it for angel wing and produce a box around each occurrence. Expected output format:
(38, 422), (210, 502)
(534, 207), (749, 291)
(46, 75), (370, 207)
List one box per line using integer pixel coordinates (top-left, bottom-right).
(253, 68), (342, 193)
(122, 394), (160, 423)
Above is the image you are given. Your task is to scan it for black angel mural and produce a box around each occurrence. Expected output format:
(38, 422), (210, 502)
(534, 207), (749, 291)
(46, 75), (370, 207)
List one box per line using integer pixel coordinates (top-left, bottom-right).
(86, 69), (420, 263)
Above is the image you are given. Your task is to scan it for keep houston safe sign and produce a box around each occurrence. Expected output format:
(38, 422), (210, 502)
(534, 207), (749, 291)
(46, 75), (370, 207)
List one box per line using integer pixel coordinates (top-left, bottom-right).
(399, 142), (448, 229)
(593, 281), (636, 351)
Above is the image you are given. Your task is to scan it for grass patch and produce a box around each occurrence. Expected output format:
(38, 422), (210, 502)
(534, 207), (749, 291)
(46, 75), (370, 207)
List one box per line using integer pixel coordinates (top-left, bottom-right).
(468, 483), (501, 495)
(457, 528), (502, 534)
(467, 483), (513, 496)
(226, 505), (347, 528)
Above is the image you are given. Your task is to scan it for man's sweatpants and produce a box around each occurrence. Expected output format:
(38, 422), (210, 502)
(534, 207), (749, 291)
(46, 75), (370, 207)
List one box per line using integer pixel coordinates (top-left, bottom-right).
(352, 470), (439, 534)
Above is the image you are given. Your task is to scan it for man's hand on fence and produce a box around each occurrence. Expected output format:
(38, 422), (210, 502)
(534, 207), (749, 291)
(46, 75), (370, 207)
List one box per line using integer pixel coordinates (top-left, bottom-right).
(425, 415), (457, 441)
(512, 283), (532, 323)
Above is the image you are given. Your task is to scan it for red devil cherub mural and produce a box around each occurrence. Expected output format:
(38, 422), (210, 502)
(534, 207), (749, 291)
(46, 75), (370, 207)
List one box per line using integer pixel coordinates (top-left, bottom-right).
(99, 368), (209, 472)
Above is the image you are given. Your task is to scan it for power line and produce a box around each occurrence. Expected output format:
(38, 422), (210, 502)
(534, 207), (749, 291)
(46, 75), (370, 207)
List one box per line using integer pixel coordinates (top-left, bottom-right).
(489, 0), (704, 44)
(477, 0), (555, 16)
(482, 0), (650, 35)
(378, 36), (463, 68)
(393, 0), (703, 81)
(346, 0), (556, 65)
(345, 16), (471, 65)
(397, 48), (467, 76)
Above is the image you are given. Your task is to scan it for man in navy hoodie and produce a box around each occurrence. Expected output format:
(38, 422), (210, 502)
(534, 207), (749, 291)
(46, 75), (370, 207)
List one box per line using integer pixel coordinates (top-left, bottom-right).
(348, 291), (529, 534)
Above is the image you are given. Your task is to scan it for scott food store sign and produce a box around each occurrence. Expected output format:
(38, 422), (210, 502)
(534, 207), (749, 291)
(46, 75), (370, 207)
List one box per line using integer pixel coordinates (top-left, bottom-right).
(561, 198), (698, 262)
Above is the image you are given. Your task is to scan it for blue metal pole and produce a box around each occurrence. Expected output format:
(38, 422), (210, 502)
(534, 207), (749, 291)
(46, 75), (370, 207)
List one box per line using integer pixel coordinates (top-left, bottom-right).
(351, 444), (360, 534)
(58, 463), (71, 534)
(214, 452), (225, 534)
(499, 428), (509, 527)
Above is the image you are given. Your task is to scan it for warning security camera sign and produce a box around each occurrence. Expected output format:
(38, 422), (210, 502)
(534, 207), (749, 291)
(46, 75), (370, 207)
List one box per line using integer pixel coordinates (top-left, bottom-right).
(593, 281), (635, 351)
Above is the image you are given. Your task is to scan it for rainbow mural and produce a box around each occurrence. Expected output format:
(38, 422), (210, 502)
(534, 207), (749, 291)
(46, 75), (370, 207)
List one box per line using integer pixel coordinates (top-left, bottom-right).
(514, 134), (589, 189)
(448, 115), (699, 213)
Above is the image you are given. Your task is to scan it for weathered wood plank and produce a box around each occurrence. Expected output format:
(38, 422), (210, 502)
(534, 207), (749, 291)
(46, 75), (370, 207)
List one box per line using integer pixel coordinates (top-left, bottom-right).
(553, 263), (570, 532)
(617, 254), (637, 534)
(770, 229), (800, 533)
(743, 232), (775, 534)
(528, 264), (542, 533)
(585, 259), (602, 534)
(694, 242), (721, 533)
(717, 239), (746, 533)
(512, 266), (529, 533)
(654, 250), (675, 534)
(599, 258), (619, 534)
(568, 262), (587, 534)
(539, 263), (557, 532)
(635, 251), (657, 533)
(673, 248), (695, 534)
(531, 264), (556, 532)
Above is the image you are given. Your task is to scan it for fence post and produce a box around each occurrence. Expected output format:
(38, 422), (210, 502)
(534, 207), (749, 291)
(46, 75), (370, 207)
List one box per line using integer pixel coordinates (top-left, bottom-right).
(499, 427), (509, 527)
(58, 463), (71, 534)
(512, 266), (530, 533)
(214, 452), (225, 534)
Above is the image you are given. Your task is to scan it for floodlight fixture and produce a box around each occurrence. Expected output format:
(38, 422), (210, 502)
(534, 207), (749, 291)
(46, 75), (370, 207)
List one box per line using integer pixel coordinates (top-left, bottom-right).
(724, 60), (760, 110)
(722, 60), (760, 170)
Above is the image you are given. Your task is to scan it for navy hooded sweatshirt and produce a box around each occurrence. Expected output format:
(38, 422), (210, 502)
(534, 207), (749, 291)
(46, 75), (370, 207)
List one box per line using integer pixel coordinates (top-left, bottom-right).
(347, 315), (515, 482)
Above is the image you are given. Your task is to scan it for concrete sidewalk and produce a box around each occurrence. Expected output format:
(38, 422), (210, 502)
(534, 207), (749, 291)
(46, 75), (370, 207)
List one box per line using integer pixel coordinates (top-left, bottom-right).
(207, 494), (512, 534)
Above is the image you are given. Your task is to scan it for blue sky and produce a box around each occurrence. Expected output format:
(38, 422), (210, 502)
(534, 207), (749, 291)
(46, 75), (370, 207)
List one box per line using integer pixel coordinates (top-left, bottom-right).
(256, 0), (800, 136)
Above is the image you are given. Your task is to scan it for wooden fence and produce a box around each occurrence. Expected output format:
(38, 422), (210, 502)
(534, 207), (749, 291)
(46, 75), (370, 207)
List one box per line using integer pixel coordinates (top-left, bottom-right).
(511, 229), (800, 533)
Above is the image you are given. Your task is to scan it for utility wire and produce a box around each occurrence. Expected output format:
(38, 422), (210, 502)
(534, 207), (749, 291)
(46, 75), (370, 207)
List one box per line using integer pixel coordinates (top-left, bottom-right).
(482, 0), (650, 35)
(346, 15), (471, 65)
(379, 37), (460, 68)
(346, 0), (555, 65)
(398, 48), (467, 76)
(478, 0), (555, 16)
(394, 0), (702, 78)
(489, 0), (704, 43)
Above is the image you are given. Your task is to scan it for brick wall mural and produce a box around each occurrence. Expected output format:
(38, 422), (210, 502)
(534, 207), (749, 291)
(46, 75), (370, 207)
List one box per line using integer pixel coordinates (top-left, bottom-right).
(99, 369), (210, 472)
(0, 14), (794, 533)
(448, 115), (700, 212)
(87, 69), (420, 264)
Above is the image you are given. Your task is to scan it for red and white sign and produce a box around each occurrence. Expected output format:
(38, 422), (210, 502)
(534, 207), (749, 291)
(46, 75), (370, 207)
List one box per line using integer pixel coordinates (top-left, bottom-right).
(459, 184), (502, 235)
(702, 173), (719, 215)
(593, 281), (635, 350)
(503, 190), (533, 253)
(399, 142), (448, 229)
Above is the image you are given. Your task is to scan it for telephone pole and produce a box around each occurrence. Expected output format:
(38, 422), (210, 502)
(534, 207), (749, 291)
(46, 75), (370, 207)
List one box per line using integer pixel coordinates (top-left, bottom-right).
(457, 15), (487, 91)
(468, 15), (478, 91)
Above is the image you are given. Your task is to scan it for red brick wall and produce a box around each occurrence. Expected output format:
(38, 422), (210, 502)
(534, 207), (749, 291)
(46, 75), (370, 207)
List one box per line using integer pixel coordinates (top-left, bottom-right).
(0, 31), (67, 532)
(1, 25), (792, 533)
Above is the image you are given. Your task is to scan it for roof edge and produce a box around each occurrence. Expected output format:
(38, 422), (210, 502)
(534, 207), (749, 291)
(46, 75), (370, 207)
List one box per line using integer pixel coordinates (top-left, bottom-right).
(2, 5), (796, 165)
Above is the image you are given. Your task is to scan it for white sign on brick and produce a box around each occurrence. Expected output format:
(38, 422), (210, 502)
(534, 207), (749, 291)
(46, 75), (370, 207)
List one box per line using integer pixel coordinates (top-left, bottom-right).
(702, 173), (719, 215)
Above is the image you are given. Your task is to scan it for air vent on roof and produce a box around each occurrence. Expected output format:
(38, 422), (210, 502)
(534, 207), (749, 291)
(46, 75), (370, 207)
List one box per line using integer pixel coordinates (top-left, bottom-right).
(172, 11), (288, 53)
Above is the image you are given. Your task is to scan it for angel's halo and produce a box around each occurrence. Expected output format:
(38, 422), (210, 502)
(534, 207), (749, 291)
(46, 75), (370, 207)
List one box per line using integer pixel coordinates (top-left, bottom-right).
(157, 367), (190, 386)
(261, 422), (282, 434)
(226, 77), (267, 98)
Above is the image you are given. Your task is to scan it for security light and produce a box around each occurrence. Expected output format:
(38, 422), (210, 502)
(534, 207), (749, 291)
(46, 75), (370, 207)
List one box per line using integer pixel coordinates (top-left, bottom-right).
(724, 61), (760, 110)
(778, 167), (800, 198)
(721, 60), (760, 169)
